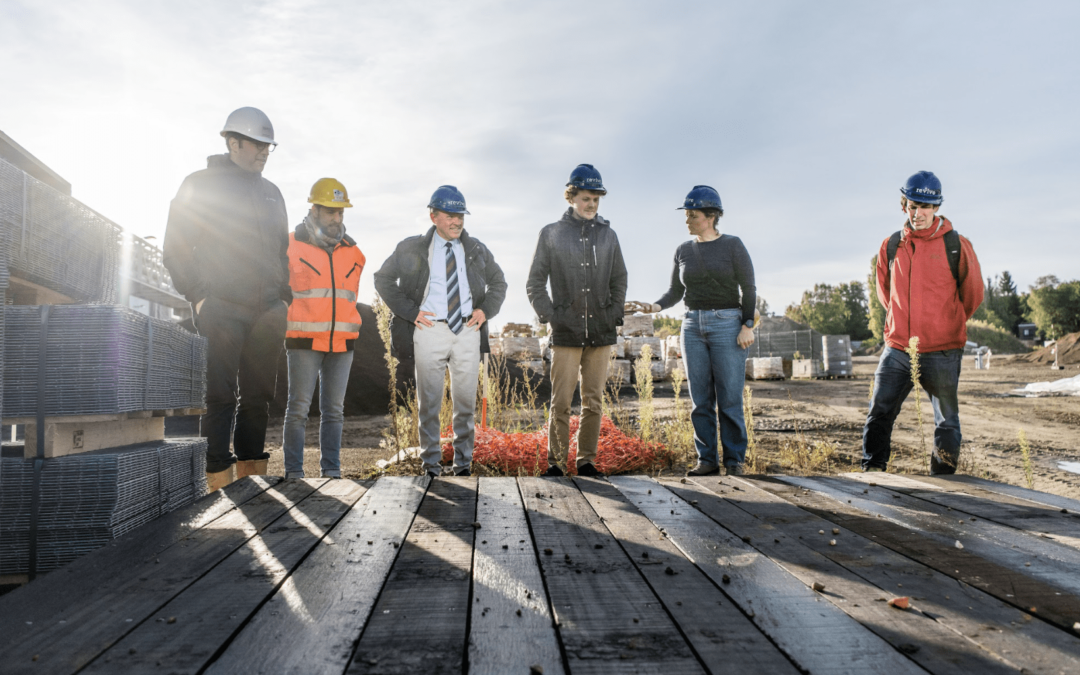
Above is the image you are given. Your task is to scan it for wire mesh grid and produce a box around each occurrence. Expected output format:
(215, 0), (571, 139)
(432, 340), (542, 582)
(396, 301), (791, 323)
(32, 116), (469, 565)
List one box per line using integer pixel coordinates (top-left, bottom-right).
(0, 438), (208, 574)
(2, 304), (207, 417)
(0, 156), (121, 304)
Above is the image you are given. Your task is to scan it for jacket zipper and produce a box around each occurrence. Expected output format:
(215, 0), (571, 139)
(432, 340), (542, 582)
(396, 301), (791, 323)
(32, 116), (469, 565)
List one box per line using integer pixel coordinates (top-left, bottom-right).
(907, 241), (914, 342)
(582, 223), (589, 342)
(300, 258), (321, 275)
(345, 263), (358, 279)
(327, 247), (337, 349)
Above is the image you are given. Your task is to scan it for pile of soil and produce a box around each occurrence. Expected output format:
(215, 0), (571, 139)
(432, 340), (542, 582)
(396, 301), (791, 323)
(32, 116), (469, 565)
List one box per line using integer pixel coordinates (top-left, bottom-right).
(1021, 331), (1080, 365)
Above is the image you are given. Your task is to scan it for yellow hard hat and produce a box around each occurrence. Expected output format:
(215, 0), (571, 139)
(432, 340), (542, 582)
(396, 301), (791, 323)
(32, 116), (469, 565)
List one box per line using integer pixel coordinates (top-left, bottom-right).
(308, 178), (353, 208)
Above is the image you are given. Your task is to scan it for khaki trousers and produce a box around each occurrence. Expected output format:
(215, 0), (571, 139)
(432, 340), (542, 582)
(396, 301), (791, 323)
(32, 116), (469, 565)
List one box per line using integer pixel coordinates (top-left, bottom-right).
(548, 345), (611, 468)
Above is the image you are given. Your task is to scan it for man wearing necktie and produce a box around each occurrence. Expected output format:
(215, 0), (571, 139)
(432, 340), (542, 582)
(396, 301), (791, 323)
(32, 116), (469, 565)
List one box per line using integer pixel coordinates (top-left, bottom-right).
(374, 186), (507, 477)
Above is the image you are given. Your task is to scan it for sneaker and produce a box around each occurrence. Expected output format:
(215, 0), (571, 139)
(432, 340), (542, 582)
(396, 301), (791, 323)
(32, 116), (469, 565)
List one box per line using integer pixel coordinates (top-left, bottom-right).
(454, 468), (472, 477)
(863, 466), (885, 473)
(687, 462), (720, 476)
(426, 469), (441, 478)
(542, 465), (564, 477)
(284, 471), (305, 480)
(725, 463), (746, 476)
(576, 463), (604, 477)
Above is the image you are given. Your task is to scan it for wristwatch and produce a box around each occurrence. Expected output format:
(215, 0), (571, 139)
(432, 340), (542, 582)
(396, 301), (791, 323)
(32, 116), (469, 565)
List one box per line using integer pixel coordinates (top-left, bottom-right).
(744, 319), (755, 329)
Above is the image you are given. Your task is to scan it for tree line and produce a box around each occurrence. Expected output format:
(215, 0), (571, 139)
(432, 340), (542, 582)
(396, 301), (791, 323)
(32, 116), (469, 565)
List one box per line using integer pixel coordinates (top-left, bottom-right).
(783, 257), (1080, 344)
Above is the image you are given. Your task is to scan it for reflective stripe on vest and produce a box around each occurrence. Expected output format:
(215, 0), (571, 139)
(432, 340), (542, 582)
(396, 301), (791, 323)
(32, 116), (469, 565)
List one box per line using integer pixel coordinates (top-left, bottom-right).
(292, 287), (358, 303)
(287, 320), (362, 333)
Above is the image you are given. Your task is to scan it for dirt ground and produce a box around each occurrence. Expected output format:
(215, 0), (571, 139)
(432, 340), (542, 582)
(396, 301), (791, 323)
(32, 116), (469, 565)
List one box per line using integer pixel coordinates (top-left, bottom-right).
(263, 354), (1080, 500)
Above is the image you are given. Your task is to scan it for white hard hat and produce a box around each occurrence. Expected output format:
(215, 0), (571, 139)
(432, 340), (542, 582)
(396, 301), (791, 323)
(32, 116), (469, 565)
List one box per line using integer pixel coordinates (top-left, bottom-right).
(220, 107), (276, 145)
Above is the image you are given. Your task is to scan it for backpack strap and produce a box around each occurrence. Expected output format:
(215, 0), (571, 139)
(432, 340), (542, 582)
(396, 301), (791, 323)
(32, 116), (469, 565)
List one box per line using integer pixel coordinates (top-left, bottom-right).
(886, 230), (902, 272)
(942, 228), (961, 284)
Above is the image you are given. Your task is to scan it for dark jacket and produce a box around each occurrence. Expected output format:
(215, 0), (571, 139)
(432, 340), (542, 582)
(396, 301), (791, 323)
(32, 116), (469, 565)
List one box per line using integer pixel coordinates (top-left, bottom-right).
(163, 154), (291, 312)
(373, 227), (507, 361)
(526, 208), (627, 347)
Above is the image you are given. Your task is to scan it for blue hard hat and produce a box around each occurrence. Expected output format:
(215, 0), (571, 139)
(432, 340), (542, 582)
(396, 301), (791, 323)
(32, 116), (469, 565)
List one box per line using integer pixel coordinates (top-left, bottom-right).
(566, 164), (607, 193)
(900, 171), (943, 205)
(677, 185), (723, 211)
(428, 185), (470, 214)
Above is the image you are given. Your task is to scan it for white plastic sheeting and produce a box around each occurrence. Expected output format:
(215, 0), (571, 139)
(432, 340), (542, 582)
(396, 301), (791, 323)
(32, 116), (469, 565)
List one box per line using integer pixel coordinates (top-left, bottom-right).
(1011, 373), (1080, 397)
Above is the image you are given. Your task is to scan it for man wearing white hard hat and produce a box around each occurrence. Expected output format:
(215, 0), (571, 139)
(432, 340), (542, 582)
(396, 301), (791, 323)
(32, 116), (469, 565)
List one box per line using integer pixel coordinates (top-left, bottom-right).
(164, 106), (291, 491)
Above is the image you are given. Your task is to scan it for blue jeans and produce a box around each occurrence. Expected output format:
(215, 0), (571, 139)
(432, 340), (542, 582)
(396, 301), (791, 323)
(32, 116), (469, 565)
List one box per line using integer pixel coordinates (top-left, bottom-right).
(283, 349), (354, 477)
(862, 346), (963, 473)
(682, 309), (749, 468)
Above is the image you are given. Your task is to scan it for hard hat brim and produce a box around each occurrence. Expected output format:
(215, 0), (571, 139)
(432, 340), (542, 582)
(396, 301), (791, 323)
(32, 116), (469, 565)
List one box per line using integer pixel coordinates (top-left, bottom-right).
(219, 129), (278, 146)
(565, 183), (607, 194)
(899, 188), (943, 205)
(309, 199), (354, 208)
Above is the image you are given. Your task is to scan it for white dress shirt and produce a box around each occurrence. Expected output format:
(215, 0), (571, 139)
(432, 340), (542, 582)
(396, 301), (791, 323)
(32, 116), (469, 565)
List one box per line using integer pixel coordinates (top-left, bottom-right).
(421, 231), (473, 320)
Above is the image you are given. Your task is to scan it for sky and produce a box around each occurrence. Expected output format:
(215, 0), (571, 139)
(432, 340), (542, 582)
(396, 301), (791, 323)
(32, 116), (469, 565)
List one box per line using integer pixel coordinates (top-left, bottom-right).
(2, 0), (1078, 325)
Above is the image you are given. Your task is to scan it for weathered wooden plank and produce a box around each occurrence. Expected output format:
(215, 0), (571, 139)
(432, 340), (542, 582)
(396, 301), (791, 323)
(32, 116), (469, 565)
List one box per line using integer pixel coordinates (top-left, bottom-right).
(205, 476), (428, 675)
(691, 476), (1080, 675)
(926, 474), (1080, 514)
(468, 477), (565, 675)
(659, 476), (1016, 675)
(345, 477), (477, 675)
(841, 473), (1080, 547)
(784, 476), (1080, 595)
(607, 476), (925, 675)
(0, 476), (301, 675)
(576, 477), (799, 675)
(520, 476), (704, 675)
(0, 476), (279, 647)
(767, 476), (1080, 634)
(79, 479), (366, 675)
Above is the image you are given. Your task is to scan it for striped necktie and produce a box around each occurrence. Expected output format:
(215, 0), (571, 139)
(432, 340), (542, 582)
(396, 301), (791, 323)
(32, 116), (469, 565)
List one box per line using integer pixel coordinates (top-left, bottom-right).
(445, 241), (463, 334)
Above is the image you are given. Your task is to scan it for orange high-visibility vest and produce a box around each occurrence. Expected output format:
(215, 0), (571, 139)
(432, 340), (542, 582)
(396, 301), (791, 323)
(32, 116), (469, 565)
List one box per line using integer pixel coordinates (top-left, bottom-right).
(286, 228), (366, 352)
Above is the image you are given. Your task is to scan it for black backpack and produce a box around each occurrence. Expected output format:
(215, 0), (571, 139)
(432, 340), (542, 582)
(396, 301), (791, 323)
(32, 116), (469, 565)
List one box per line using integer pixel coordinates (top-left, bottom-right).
(886, 228), (961, 285)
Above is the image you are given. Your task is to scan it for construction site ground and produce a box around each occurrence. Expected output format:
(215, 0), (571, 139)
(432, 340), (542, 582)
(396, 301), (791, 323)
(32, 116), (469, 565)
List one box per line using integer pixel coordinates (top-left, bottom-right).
(263, 355), (1080, 501)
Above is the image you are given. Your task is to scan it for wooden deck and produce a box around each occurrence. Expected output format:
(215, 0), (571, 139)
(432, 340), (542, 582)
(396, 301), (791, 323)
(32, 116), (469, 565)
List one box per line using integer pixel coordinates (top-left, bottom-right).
(2, 472), (1079, 674)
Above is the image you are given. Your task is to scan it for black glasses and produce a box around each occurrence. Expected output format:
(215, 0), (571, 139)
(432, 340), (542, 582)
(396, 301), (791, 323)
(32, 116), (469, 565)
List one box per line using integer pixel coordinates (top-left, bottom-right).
(241, 138), (275, 153)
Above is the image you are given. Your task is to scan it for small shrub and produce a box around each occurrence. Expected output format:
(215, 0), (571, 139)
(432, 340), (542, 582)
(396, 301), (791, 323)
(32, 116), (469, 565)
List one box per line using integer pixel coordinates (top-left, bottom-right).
(905, 337), (929, 470)
(634, 345), (655, 442)
(1019, 428), (1034, 489)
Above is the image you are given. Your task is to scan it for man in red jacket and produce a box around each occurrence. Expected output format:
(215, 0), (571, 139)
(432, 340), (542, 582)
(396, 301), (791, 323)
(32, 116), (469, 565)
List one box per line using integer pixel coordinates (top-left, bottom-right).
(863, 171), (984, 474)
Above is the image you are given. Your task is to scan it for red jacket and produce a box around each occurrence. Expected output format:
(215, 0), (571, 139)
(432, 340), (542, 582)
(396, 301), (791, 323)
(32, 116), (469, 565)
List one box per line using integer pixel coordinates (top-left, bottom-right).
(876, 216), (983, 353)
(286, 225), (366, 352)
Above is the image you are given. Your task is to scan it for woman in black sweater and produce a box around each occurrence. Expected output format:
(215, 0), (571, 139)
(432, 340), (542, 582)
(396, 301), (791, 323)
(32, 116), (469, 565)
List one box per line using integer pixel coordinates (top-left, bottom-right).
(651, 186), (756, 475)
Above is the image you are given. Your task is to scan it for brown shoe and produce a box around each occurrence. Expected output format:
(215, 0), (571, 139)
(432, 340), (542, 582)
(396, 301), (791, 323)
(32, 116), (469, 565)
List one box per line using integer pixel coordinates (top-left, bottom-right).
(687, 462), (720, 476)
(206, 467), (234, 493)
(725, 463), (746, 476)
(236, 459), (270, 479)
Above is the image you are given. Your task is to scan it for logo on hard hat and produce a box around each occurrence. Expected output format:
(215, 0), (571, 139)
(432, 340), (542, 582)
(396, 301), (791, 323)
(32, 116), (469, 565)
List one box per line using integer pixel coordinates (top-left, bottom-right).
(914, 187), (940, 195)
(333, 189), (345, 202)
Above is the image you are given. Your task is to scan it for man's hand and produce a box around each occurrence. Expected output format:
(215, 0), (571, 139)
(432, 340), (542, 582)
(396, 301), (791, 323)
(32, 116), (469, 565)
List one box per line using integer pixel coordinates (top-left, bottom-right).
(195, 299), (205, 314)
(737, 325), (755, 349)
(415, 310), (436, 329)
(466, 309), (487, 328)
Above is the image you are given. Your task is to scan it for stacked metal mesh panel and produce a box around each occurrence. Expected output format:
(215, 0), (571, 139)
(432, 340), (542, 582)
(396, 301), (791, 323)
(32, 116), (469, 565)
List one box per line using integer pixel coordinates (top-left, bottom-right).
(0, 438), (208, 574)
(0, 156), (121, 304)
(748, 329), (824, 361)
(2, 305), (206, 417)
(1, 226), (8, 425)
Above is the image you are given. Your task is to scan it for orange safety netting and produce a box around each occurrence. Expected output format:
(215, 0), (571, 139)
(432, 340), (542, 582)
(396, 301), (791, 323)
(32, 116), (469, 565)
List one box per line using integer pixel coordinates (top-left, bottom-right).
(441, 416), (672, 475)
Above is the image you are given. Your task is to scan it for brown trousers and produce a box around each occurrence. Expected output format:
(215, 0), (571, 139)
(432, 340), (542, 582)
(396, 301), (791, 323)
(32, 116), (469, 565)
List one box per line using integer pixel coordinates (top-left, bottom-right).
(548, 345), (611, 468)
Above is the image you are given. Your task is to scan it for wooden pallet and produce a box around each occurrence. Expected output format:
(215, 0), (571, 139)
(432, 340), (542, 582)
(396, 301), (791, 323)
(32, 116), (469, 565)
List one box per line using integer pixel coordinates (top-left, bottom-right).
(2, 473), (1079, 674)
(6, 409), (206, 458)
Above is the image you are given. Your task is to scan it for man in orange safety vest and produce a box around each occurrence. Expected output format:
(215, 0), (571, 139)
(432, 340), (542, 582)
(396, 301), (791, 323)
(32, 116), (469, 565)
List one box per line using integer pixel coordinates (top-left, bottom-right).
(283, 178), (366, 478)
